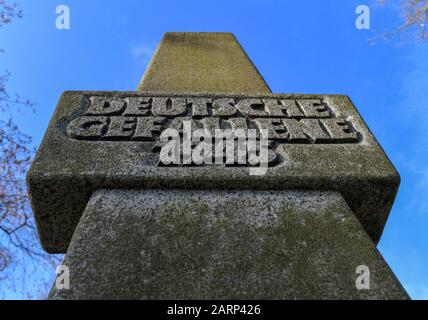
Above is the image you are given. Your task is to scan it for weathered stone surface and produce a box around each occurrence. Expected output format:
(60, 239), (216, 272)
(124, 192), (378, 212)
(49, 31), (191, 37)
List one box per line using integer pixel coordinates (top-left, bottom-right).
(28, 32), (405, 300)
(27, 91), (399, 253)
(137, 32), (271, 94)
(49, 189), (408, 300)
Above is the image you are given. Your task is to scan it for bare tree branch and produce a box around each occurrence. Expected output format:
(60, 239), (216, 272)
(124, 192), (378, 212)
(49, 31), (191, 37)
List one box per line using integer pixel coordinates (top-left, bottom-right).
(0, 0), (22, 27)
(373, 0), (428, 43)
(0, 1), (61, 299)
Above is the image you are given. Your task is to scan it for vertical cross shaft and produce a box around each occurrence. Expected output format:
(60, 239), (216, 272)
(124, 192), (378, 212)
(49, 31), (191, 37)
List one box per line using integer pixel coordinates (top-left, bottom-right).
(137, 32), (271, 93)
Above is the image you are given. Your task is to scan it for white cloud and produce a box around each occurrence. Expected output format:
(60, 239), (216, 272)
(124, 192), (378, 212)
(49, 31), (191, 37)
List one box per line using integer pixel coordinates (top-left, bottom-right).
(398, 45), (428, 137)
(395, 44), (428, 216)
(404, 283), (428, 300)
(131, 43), (158, 68)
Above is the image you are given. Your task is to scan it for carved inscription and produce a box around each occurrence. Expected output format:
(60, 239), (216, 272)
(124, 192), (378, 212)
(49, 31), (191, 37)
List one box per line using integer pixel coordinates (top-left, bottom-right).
(67, 96), (361, 166)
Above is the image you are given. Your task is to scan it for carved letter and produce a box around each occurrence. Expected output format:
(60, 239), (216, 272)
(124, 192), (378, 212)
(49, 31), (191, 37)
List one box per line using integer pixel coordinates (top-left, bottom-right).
(103, 117), (136, 140)
(297, 100), (331, 118)
(188, 98), (211, 118)
(321, 118), (360, 143)
(200, 117), (221, 136)
(227, 118), (248, 136)
(152, 97), (187, 117)
(264, 99), (304, 118)
(85, 97), (126, 116)
(124, 97), (151, 116)
(212, 98), (237, 117)
(282, 119), (330, 143)
(236, 99), (269, 117)
(253, 118), (288, 141)
(67, 116), (108, 140)
(133, 117), (166, 141)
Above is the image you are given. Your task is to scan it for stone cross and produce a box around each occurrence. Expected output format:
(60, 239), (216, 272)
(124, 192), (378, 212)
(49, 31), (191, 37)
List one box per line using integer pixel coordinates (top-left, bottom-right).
(27, 32), (408, 299)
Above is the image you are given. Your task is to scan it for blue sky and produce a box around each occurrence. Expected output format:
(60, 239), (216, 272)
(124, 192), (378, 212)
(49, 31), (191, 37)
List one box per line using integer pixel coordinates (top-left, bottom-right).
(1, 0), (427, 299)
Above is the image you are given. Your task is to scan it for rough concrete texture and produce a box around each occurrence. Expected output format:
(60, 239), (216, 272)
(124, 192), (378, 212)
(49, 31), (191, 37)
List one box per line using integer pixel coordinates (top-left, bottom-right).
(49, 189), (408, 300)
(137, 32), (271, 93)
(27, 91), (399, 253)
